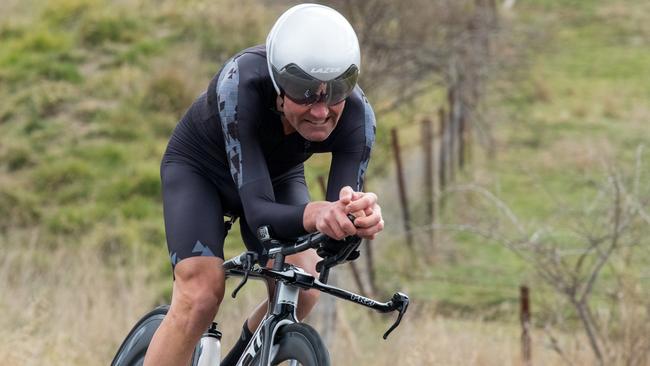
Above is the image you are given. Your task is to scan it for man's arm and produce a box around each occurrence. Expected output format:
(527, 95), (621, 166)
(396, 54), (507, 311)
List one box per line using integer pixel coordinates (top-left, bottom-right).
(217, 53), (309, 238)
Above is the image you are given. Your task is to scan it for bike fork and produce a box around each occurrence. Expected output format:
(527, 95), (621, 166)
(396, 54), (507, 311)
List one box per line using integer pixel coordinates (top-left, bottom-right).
(236, 281), (300, 366)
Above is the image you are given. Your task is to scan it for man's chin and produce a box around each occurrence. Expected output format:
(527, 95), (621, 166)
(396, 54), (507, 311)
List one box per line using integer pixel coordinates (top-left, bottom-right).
(301, 130), (332, 142)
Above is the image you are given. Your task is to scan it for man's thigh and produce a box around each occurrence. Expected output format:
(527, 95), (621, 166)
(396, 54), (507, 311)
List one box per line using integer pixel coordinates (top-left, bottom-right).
(161, 161), (227, 269)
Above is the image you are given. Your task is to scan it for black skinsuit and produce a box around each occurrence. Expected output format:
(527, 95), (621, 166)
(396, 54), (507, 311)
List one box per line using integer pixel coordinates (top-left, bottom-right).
(161, 45), (376, 267)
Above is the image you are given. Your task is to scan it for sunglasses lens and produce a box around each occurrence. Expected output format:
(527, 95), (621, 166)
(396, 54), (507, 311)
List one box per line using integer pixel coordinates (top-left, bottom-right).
(273, 64), (359, 105)
(327, 66), (358, 105)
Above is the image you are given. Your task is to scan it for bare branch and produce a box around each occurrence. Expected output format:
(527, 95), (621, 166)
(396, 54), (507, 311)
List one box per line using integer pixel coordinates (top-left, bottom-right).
(579, 175), (623, 303)
(544, 325), (576, 366)
(633, 144), (644, 197)
(445, 156), (650, 363)
(444, 184), (526, 234)
(574, 301), (605, 365)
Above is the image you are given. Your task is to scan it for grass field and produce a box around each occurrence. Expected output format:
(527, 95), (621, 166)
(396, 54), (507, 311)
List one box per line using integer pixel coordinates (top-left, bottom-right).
(1, 0), (649, 364)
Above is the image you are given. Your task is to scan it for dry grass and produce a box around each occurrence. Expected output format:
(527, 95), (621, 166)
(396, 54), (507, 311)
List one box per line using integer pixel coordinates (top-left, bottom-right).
(324, 301), (596, 366)
(0, 229), (157, 365)
(0, 232), (596, 365)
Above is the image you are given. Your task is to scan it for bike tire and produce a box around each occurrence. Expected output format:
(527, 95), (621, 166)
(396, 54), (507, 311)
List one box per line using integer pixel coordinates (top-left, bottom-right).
(270, 323), (330, 366)
(111, 305), (169, 366)
(111, 305), (202, 366)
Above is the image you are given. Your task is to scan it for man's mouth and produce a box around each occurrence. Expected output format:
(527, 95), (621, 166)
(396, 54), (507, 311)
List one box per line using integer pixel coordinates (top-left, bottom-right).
(304, 117), (329, 125)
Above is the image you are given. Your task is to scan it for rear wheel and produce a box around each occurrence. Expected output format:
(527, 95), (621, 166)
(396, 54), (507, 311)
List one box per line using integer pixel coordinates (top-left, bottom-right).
(270, 323), (330, 366)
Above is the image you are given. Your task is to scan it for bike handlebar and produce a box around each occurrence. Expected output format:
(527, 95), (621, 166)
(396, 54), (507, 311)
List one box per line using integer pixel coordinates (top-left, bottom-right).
(221, 224), (410, 340)
(222, 251), (250, 271)
(222, 231), (333, 271)
(266, 232), (331, 257)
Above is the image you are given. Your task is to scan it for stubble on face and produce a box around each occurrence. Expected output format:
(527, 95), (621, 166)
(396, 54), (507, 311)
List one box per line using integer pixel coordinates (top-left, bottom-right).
(277, 95), (345, 141)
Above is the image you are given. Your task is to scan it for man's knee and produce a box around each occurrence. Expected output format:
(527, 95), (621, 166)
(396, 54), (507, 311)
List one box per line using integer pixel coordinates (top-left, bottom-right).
(171, 257), (226, 328)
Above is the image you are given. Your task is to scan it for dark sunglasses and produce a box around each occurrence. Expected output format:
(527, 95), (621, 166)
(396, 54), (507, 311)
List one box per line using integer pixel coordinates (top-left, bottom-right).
(272, 63), (359, 106)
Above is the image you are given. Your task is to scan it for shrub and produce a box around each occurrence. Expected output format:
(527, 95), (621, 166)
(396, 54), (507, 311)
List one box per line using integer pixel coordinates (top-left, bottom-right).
(115, 39), (167, 66)
(95, 105), (146, 141)
(120, 196), (158, 220)
(0, 188), (41, 231)
(79, 9), (143, 46)
(142, 69), (194, 115)
(71, 143), (126, 169)
(1, 145), (34, 171)
(130, 168), (162, 199)
(13, 30), (71, 53)
(45, 205), (93, 234)
(32, 159), (94, 194)
(41, 0), (96, 29)
(0, 30), (82, 84)
(98, 166), (161, 204)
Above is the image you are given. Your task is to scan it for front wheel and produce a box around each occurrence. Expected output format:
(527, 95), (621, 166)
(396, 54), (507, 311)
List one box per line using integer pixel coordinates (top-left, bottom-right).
(270, 323), (330, 366)
(111, 305), (202, 366)
(111, 305), (169, 366)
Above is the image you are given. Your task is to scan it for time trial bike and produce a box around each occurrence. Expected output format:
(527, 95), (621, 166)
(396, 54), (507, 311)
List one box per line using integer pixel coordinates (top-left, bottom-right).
(112, 224), (409, 366)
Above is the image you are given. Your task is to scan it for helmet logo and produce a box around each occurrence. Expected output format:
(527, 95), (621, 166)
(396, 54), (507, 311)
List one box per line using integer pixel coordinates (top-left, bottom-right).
(310, 67), (342, 73)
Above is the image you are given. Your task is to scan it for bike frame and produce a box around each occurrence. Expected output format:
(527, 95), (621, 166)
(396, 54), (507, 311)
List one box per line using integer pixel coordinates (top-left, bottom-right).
(211, 229), (409, 366)
(225, 264), (406, 363)
(232, 271), (301, 366)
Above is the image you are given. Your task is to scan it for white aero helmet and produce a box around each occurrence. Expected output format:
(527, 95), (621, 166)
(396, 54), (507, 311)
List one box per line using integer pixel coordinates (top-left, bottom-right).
(266, 3), (360, 105)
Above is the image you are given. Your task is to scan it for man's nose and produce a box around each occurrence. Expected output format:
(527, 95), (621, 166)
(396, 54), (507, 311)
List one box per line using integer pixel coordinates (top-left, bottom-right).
(309, 102), (329, 119)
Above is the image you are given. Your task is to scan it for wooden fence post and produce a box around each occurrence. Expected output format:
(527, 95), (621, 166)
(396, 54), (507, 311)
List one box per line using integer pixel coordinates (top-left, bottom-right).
(447, 85), (459, 183)
(422, 118), (435, 253)
(459, 109), (466, 171)
(520, 285), (532, 366)
(438, 107), (448, 215)
(391, 128), (414, 251)
(422, 118), (434, 224)
(438, 108), (447, 193)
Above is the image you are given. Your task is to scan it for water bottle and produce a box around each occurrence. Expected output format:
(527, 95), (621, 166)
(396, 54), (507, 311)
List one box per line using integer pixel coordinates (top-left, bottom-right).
(197, 322), (222, 366)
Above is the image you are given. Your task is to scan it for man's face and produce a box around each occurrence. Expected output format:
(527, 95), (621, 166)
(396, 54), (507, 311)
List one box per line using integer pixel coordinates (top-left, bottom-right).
(279, 85), (346, 142)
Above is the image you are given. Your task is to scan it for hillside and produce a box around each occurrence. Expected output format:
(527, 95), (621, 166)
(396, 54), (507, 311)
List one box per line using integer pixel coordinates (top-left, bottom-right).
(1, 0), (649, 364)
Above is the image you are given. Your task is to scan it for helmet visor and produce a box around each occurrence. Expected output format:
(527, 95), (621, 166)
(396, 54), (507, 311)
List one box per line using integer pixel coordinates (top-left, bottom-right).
(273, 64), (359, 105)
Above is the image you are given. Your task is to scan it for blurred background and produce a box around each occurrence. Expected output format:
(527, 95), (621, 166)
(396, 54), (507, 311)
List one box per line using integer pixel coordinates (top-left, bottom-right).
(1, 0), (649, 365)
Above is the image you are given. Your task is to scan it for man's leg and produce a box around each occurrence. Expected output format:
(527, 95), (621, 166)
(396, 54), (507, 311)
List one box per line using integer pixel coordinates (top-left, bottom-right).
(148, 161), (229, 366)
(144, 257), (225, 366)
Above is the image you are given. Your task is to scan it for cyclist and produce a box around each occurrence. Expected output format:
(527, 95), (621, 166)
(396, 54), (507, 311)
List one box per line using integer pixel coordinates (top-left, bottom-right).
(144, 4), (383, 365)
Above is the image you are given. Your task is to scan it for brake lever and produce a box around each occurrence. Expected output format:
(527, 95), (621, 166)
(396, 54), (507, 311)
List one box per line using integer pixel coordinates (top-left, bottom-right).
(382, 292), (410, 339)
(231, 252), (258, 298)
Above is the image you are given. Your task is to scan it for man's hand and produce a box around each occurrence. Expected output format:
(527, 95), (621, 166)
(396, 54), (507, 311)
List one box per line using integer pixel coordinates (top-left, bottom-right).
(312, 186), (358, 240)
(304, 186), (384, 240)
(345, 190), (384, 240)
